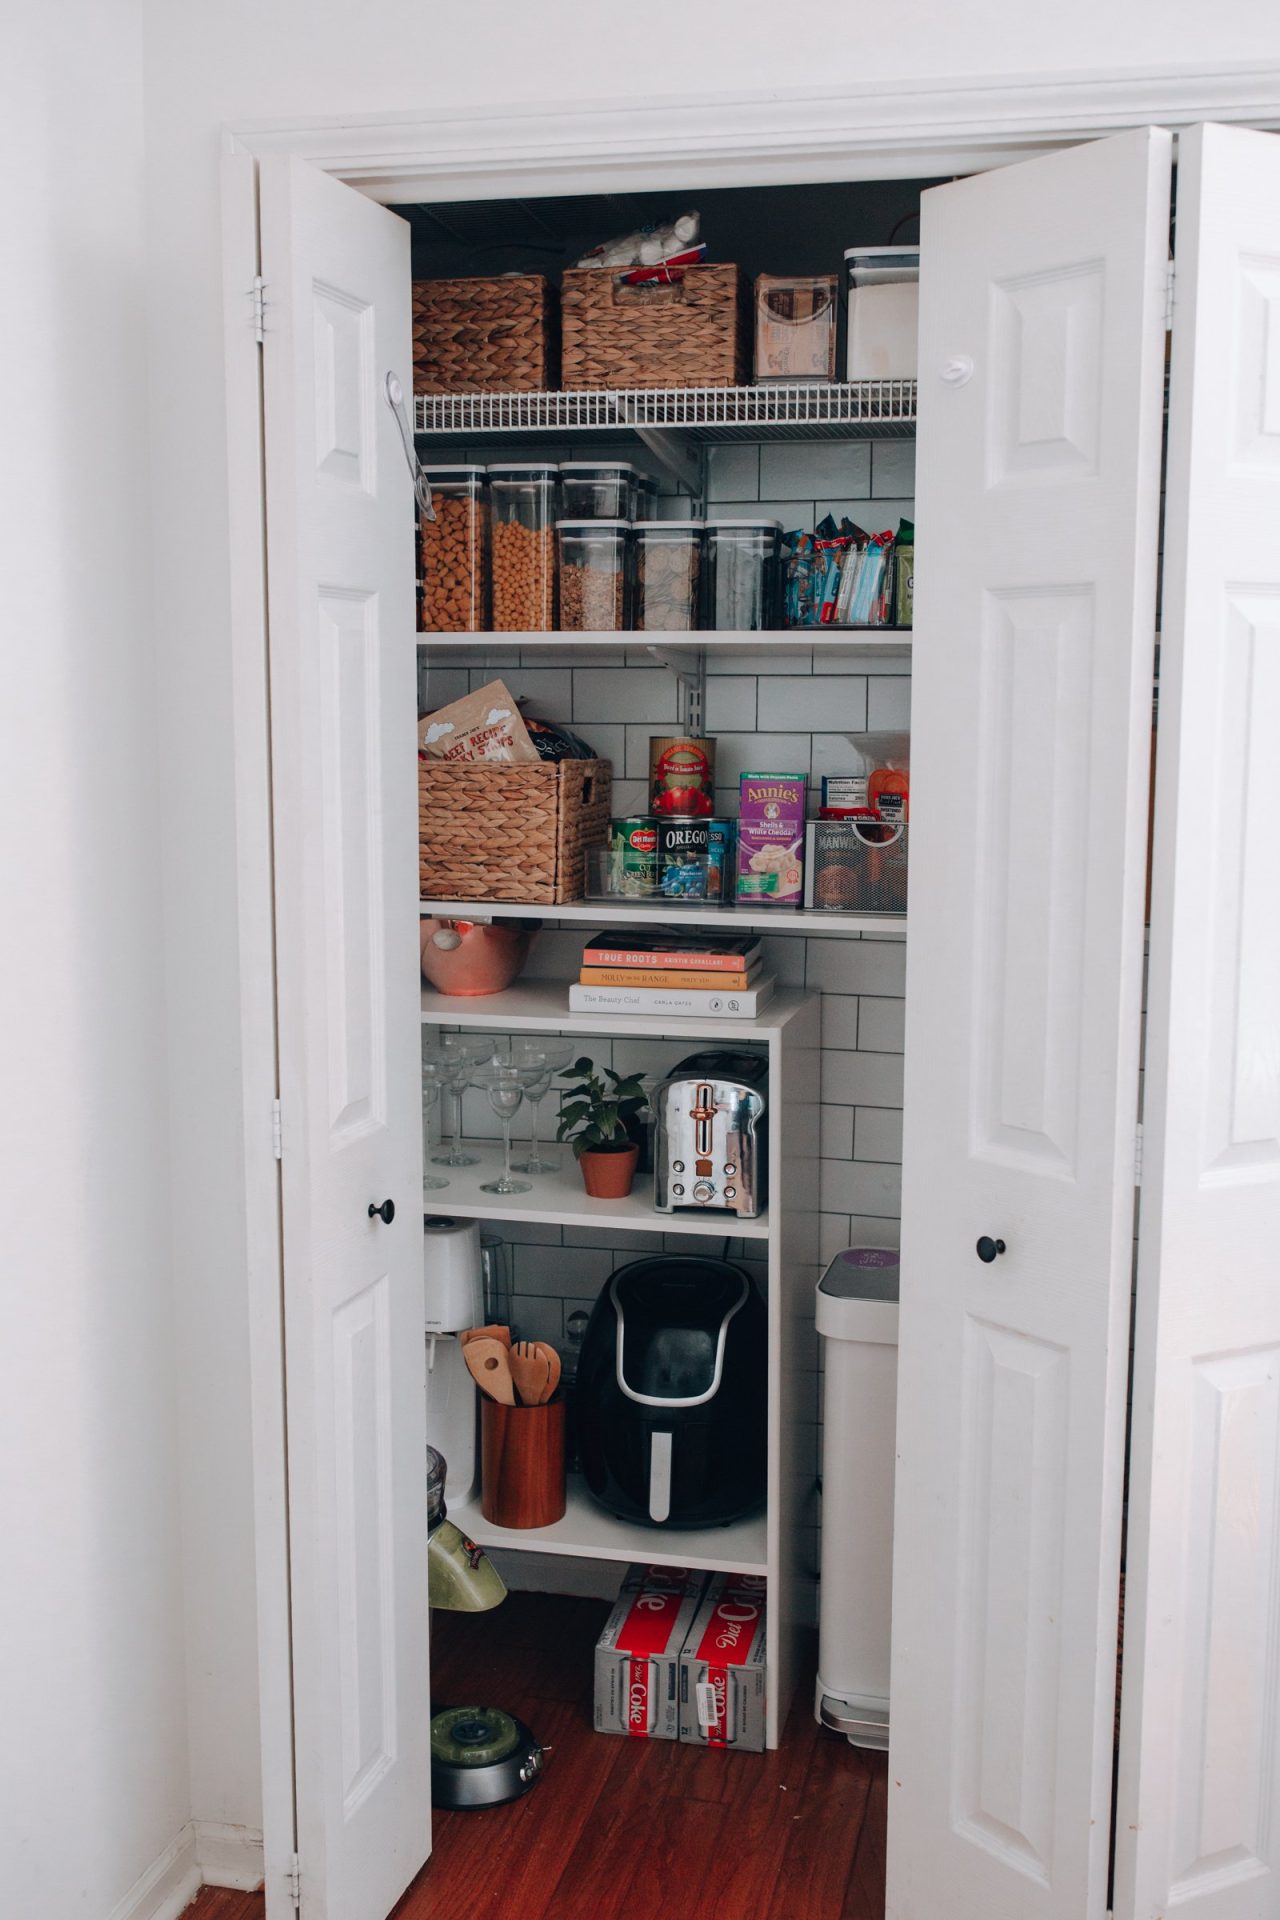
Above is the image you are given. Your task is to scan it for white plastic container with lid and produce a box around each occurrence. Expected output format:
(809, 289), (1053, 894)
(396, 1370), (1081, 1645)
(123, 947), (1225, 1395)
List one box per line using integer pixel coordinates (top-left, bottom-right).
(420, 464), (490, 632)
(559, 460), (641, 521)
(633, 519), (704, 632)
(705, 519), (782, 631)
(488, 462), (561, 632)
(814, 1246), (899, 1751)
(844, 247), (920, 382)
(556, 518), (632, 631)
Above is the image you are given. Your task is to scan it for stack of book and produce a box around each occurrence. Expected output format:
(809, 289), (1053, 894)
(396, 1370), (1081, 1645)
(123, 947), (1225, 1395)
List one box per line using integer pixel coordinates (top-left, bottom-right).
(569, 930), (775, 1018)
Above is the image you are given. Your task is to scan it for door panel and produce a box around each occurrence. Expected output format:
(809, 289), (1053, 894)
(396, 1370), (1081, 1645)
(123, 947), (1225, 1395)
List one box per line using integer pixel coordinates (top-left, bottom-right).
(889, 128), (1171, 1920)
(1114, 122), (1280, 1920)
(261, 154), (427, 1920)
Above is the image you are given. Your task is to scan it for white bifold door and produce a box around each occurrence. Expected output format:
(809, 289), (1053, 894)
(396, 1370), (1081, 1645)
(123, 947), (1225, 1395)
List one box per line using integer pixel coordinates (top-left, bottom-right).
(890, 129), (1171, 1920)
(260, 156), (429, 1920)
(1115, 123), (1280, 1920)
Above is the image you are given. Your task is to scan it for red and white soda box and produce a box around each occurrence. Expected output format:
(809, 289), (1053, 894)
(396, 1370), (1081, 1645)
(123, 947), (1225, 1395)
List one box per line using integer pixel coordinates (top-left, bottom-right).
(594, 1564), (709, 1740)
(678, 1573), (768, 1751)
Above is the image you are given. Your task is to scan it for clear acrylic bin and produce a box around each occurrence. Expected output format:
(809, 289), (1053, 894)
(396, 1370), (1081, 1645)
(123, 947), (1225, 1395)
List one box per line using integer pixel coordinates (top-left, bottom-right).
(420, 465), (491, 633)
(634, 521), (703, 632)
(558, 461), (640, 521)
(557, 519), (632, 631)
(489, 462), (560, 631)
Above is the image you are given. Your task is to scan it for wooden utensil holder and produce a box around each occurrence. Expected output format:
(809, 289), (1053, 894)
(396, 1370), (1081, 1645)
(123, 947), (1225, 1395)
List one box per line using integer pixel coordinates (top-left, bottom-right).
(480, 1395), (566, 1529)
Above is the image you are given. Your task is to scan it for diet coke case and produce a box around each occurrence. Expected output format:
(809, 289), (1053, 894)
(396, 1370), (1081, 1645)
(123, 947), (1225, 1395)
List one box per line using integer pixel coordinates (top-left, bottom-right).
(594, 1564), (708, 1740)
(679, 1573), (768, 1751)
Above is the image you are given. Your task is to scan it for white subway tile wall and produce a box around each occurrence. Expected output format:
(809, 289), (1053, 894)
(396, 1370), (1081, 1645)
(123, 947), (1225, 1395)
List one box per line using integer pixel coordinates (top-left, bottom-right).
(419, 438), (913, 1616)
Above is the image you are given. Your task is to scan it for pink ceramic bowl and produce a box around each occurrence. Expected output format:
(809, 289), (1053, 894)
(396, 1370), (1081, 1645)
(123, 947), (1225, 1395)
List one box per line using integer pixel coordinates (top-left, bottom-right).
(419, 919), (537, 996)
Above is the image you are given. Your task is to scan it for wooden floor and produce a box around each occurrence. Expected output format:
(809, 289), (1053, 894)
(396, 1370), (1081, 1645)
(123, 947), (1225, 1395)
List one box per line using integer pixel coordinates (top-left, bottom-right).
(184, 1591), (887, 1920)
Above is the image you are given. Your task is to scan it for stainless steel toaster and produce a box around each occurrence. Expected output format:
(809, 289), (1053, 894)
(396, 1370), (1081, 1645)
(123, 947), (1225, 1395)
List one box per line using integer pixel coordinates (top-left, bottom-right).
(653, 1049), (768, 1218)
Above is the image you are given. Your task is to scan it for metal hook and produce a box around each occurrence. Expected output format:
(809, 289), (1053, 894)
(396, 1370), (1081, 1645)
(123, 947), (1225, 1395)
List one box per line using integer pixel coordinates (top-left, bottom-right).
(385, 372), (435, 519)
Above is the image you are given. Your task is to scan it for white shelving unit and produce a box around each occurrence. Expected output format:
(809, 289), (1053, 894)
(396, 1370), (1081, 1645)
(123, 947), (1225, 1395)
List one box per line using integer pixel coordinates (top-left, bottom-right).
(447, 1477), (768, 1577)
(414, 378), (916, 444)
(421, 979), (822, 1744)
(421, 896), (905, 936)
(423, 1139), (769, 1239)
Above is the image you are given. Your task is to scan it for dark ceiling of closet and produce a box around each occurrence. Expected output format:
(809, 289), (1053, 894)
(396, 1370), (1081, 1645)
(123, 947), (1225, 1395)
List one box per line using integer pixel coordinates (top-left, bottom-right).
(394, 178), (946, 285)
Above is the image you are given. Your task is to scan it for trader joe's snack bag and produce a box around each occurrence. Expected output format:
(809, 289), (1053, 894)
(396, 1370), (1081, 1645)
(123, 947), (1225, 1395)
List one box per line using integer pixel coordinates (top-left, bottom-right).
(418, 678), (539, 764)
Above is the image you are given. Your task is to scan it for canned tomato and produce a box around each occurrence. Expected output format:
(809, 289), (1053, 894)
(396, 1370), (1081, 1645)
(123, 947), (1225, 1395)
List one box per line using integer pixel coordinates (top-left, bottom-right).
(608, 817), (659, 896)
(706, 819), (736, 901)
(650, 736), (716, 819)
(657, 816), (710, 898)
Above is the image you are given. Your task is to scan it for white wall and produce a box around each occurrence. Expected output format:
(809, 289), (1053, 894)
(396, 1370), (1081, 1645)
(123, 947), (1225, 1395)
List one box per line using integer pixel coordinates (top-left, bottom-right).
(139, 0), (1277, 1842)
(0, 3), (192, 1914)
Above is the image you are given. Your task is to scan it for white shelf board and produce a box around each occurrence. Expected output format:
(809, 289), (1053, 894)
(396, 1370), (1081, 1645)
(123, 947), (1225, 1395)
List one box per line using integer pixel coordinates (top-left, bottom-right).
(421, 896), (906, 936)
(423, 1140), (768, 1239)
(421, 979), (815, 1039)
(418, 629), (911, 661)
(447, 1478), (768, 1575)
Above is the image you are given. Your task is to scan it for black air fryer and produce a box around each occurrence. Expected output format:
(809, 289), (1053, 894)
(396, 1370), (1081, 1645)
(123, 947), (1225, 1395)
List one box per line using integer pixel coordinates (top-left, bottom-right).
(577, 1255), (767, 1528)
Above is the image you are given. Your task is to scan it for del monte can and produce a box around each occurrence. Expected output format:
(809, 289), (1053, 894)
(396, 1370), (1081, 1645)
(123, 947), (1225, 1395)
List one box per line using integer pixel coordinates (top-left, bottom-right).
(608, 817), (659, 896)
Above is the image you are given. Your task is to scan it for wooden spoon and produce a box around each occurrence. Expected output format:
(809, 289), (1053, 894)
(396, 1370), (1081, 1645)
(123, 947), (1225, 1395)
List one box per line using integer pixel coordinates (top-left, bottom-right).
(509, 1341), (553, 1409)
(534, 1341), (562, 1404)
(462, 1334), (516, 1405)
(461, 1324), (511, 1349)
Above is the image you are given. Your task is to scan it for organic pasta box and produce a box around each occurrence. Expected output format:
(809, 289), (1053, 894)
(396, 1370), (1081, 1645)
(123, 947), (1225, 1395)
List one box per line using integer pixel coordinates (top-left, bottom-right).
(736, 773), (806, 907)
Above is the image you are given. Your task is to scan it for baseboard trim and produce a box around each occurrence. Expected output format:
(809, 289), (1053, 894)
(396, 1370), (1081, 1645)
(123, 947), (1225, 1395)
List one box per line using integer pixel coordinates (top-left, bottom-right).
(106, 1829), (200, 1920)
(194, 1821), (266, 1893)
(107, 1822), (265, 1920)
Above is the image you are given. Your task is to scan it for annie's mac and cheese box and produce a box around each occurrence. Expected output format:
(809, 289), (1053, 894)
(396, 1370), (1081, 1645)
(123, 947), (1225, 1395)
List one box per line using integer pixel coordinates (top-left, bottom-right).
(735, 773), (806, 908)
(594, 1564), (709, 1740)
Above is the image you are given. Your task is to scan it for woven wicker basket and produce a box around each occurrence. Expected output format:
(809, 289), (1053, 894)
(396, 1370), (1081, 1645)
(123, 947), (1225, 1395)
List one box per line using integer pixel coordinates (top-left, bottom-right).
(560, 265), (749, 390)
(413, 276), (556, 394)
(419, 758), (612, 904)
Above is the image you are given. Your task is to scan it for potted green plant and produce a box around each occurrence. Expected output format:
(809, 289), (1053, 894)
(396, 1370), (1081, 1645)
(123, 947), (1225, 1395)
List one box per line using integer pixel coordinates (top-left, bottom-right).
(555, 1056), (647, 1199)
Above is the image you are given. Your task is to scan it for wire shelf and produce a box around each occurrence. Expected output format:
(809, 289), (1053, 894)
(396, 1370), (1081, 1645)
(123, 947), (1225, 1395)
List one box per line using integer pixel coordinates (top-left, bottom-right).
(413, 380), (917, 444)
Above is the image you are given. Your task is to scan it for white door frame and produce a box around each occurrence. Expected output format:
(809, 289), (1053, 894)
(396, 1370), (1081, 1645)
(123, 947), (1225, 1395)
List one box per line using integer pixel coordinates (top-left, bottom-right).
(218, 63), (1280, 1915)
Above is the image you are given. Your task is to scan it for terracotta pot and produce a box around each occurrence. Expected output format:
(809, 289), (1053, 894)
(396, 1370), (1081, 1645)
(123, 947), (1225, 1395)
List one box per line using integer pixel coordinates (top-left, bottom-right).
(578, 1143), (639, 1199)
(419, 918), (536, 995)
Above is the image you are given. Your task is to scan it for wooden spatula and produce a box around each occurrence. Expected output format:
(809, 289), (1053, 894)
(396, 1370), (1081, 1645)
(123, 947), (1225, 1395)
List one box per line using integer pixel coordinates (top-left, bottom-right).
(462, 1334), (516, 1405)
(509, 1341), (553, 1408)
(534, 1341), (562, 1404)
(460, 1323), (511, 1348)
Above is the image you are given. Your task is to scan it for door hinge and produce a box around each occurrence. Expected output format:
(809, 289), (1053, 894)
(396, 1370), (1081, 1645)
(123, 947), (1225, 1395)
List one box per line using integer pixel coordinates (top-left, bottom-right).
(287, 1850), (301, 1908)
(1164, 262), (1175, 332)
(272, 1098), (283, 1161)
(251, 275), (267, 344)
(1134, 1120), (1145, 1188)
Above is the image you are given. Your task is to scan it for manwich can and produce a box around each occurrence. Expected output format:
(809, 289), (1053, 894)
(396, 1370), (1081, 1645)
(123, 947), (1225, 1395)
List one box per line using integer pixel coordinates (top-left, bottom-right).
(650, 736), (716, 819)
(608, 817), (659, 896)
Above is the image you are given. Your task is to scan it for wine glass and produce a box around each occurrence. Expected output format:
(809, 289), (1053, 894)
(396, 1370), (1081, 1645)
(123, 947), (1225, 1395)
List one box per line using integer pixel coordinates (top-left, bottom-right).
(421, 1055), (449, 1190)
(432, 1035), (486, 1168)
(510, 1038), (573, 1174)
(470, 1060), (542, 1195)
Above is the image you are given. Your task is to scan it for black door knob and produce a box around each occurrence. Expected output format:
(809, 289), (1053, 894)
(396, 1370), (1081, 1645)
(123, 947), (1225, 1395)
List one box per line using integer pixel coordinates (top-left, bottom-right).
(976, 1235), (1006, 1263)
(368, 1199), (396, 1225)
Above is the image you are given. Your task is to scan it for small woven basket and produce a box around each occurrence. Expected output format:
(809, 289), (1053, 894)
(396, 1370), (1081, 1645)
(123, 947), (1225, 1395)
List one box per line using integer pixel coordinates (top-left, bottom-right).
(560, 265), (749, 390)
(412, 275), (556, 394)
(419, 758), (612, 904)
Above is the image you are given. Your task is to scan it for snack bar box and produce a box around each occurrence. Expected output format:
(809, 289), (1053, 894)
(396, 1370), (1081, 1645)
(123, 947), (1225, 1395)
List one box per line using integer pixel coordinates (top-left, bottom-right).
(678, 1571), (768, 1751)
(594, 1564), (708, 1740)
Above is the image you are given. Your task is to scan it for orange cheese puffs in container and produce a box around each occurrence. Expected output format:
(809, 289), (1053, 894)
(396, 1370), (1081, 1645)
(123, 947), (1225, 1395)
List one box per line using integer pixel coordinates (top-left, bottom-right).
(419, 465), (490, 632)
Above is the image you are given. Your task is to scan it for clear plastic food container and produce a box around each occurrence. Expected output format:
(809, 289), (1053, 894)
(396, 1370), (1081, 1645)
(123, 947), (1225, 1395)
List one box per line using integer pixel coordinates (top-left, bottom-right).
(844, 247), (920, 381)
(557, 519), (632, 631)
(488, 462), (560, 632)
(420, 465), (490, 632)
(558, 460), (640, 521)
(634, 472), (660, 519)
(705, 519), (782, 631)
(634, 520), (703, 632)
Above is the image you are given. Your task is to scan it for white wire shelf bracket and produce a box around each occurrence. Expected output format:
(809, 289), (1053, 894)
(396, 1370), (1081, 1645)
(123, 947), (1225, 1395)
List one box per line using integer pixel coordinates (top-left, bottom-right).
(413, 379), (917, 444)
